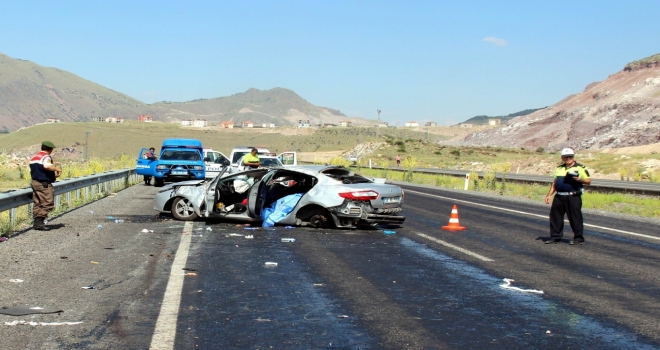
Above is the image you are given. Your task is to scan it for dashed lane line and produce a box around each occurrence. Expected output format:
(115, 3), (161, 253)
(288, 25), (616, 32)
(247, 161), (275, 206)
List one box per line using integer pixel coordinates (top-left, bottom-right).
(406, 189), (659, 241)
(416, 232), (494, 262)
(150, 221), (193, 350)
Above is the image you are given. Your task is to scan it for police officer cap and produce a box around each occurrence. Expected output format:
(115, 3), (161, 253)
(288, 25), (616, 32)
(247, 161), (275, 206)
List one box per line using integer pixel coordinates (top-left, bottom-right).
(561, 148), (575, 156)
(42, 141), (56, 149)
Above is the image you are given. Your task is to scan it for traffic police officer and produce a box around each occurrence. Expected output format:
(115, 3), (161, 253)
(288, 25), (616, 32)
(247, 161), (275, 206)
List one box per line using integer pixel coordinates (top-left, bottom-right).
(545, 148), (591, 245)
(29, 141), (62, 231)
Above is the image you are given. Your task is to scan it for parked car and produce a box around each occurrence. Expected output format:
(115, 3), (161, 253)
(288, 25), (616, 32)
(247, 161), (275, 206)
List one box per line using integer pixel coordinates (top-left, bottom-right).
(136, 138), (207, 186)
(226, 154), (284, 175)
(203, 148), (230, 179)
(154, 165), (405, 229)
(228, 146), (272, 168)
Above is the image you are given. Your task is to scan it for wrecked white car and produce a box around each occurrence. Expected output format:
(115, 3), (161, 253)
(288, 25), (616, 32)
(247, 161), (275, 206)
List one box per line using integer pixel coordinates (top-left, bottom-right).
(154, 165), (405, 228)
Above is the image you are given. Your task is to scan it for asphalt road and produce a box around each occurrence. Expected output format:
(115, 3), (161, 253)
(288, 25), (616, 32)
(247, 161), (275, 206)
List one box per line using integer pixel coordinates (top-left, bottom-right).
(1, 181), (659, 349)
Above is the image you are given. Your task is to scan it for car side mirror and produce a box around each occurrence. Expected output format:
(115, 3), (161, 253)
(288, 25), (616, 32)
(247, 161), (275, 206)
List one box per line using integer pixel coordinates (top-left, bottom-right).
(222, 159), (230, 166)
(204, 157), (210, 162)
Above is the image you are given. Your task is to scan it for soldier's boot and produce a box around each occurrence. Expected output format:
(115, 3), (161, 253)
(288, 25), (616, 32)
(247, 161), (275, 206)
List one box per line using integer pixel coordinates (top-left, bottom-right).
(33, 217), (51, 231)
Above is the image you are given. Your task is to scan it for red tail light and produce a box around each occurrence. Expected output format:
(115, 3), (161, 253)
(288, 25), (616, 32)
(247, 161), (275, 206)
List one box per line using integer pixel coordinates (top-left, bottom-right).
(339, 190), (379, 200)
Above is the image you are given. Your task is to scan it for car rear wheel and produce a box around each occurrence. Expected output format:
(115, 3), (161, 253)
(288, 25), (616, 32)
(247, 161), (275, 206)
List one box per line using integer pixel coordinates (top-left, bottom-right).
(297, 206), (335, 228)
(172, 197), (198, 221)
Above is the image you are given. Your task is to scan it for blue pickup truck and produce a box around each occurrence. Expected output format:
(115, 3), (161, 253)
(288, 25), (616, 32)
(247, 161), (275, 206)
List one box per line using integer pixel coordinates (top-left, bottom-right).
(136, 138), (208, 186)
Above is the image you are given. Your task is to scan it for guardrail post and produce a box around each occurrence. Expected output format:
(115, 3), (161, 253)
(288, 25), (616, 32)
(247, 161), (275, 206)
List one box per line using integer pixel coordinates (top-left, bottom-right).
(369, 159), (372, 169)
(10, 208), (16, 225)
(464, 173), (470, 191)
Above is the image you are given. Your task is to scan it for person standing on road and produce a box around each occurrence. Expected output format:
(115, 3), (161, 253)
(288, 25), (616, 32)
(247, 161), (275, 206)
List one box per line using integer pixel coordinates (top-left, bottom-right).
(396, 154), (401, 166)
(29, 141), (62, 231)
(243, 148), (261, 169)
(143, 147), (157, 185)
(545, 148), (591, 245)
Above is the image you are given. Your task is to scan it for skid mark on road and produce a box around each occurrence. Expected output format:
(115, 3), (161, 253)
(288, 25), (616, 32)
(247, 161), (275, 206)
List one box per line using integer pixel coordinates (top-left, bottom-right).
(406, 189), (660, 241)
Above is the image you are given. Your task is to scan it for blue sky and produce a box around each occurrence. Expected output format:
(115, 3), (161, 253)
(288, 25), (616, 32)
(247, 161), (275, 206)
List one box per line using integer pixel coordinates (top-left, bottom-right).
(1, 1), (658, 125)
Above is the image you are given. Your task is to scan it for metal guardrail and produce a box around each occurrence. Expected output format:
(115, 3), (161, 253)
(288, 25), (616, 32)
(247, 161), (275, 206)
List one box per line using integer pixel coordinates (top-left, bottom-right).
(323, 162), (660, 194)
(0, 169), (140, 226)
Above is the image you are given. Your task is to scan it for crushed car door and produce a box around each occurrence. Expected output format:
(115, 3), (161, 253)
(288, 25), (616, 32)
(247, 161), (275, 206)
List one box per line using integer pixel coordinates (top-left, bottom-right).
(136, 148), (157, 176)
(247, 170), (277, 218)
(277, 151), (297, 166)
(203, 166), (231, 217)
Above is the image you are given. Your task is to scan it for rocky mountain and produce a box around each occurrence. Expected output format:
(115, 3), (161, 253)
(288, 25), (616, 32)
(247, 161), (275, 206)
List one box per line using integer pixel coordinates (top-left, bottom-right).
(0, 53), (353, 132)
(461, 53), (660, 150)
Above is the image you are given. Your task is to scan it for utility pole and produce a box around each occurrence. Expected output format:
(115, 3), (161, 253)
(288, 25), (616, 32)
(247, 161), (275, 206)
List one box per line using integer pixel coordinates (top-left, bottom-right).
(376, 109), (381, 138)
(83, 132), (92, 162)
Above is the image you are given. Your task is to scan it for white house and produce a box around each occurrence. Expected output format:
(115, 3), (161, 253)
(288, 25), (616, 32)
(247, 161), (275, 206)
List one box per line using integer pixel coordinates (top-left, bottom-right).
(339, 120), (352, 127)
(221, 121), (234, 129)
(46, 118), (61, 123)
(181, 120), (193, 126)
(193, 119), (207, 127)
(297, 120), (310, 128)
(460, 123), (473, 128)
(405, 121), (419, 127)
(262, 122), (276, 128)
(241, 121), (254, 128)
(488, 118), (501, 126)
(378, 121), (388, 128)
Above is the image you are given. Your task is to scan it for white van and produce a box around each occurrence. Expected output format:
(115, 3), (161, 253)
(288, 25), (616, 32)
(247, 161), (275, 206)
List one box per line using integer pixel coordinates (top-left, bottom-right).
(203, 148), (230, 178)
(228, 146), (272, 167)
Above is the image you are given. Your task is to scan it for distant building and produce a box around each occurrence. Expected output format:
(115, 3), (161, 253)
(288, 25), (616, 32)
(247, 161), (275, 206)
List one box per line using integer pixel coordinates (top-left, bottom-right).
(378, 121), (388, 128)
(405, 121), (419, 127)
(220, 121), (234, 129)
(323, 123), (336, 127)
(297, 120), (310, 128)
(138, 115), (153, 122)
(193, 119), (207, 127)
(425, 122), (436, 127)
(105, 116), (124, 123)
(46, 118), (61, 123)
(460, 123), (474, 128)
(181, 120), (193, 126)
(262, 122), (276, 128)
(339, 120), (352, 127)
(91, 117), (105, 122)
(241, 121), (254, 128)
(488, 118), (501, 126)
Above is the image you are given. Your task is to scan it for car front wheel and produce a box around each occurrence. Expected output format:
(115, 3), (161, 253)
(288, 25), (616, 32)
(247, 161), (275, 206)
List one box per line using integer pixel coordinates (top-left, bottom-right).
(172, 197), (198, 221)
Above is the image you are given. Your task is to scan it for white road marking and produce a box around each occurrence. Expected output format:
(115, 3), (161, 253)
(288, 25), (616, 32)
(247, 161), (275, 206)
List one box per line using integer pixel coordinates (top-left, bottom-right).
(406, 189), (660, 241)
(415, 232), (494, 262)
(150, 221), (194, 350)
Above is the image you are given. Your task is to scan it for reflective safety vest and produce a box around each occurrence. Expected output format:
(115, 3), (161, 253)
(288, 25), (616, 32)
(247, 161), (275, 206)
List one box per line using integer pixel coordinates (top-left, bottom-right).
(30, 151), (56, 182)
(553, 162), (590, 192)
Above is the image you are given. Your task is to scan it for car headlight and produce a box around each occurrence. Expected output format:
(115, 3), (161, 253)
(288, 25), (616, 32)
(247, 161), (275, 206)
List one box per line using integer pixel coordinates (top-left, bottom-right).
(192, 166), (204, 170)
(156, 165), (169, 170)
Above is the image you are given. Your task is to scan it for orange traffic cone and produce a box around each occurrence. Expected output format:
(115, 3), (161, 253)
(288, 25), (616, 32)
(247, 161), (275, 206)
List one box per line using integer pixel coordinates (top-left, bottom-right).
(441, 205), (466, 231)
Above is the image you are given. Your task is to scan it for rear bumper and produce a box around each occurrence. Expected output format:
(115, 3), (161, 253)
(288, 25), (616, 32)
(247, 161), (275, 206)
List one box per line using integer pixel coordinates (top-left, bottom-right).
(362, 214), (405, 224)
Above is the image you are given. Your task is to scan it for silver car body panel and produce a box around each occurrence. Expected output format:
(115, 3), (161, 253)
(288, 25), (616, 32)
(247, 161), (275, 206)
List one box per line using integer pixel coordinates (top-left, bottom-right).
(154, 165), (405, 228)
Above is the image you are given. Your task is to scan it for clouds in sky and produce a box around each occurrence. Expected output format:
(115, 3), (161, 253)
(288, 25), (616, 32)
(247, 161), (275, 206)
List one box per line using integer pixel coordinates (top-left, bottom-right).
(482, 36), (507, 47)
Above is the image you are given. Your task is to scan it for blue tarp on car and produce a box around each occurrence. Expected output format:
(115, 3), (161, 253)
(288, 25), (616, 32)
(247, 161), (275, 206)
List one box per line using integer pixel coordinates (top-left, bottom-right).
(261, 193), (303, 227)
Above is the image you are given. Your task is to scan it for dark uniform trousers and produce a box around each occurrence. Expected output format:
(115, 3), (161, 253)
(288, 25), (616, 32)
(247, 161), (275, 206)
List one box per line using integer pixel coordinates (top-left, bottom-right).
(549, 193), (584, 242)
(31, 180), (55, 218)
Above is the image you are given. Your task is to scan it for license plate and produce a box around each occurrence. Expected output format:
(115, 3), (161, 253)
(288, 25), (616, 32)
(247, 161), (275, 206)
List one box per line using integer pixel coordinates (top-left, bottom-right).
(171, 170), (188, 175)
(382, 196), (401, 204)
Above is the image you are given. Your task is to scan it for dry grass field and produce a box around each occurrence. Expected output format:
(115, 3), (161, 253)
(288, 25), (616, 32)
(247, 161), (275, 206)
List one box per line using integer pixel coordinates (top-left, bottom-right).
(1, 122), (658, 194)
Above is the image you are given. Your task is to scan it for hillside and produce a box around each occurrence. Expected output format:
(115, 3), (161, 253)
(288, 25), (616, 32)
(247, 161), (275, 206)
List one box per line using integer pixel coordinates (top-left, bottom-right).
(461, 53), (660, 150)
(151, 87), (353, 126)
(0, 53), (364, 132)
(460, 108), (545, 125)
(0, 53), (145, 132)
